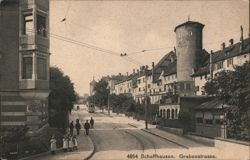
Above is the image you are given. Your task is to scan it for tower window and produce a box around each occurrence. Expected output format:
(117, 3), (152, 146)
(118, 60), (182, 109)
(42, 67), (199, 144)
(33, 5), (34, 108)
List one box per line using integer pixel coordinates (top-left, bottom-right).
(23, 14), (33, 35)
(37, 57), (47, 80)
(37, 14), (47, 37)
(22, 57), (33, 79)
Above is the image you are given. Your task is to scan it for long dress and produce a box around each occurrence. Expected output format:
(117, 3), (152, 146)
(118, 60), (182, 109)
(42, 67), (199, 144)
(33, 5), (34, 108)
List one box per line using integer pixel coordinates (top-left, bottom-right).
(69, 138), (74, 151)
(73, 138), (78, 150)
(50, 138), (57, 151)
(63, 138), (68, 151)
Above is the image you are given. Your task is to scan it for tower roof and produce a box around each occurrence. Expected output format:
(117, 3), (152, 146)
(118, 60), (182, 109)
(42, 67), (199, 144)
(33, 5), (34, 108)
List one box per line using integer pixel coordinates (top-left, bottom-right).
(174, 21), (204, 32)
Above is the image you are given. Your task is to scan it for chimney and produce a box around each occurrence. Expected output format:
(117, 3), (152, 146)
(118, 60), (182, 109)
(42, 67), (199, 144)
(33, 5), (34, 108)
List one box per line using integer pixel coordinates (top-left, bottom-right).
(240, 25), (244, 52)
(174, 47), (176, 53)
(229, 39), (234, 46)
(221, 42), (225, 50)
(210, 50), (214, 80)
(126, 72), (128, 76)
(133, 69), (135, 74)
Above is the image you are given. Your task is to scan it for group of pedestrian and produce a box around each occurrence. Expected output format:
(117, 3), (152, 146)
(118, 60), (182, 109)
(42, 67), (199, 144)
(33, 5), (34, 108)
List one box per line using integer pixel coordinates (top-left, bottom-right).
(50, 117), (95, 155)
(63, 135), (78, 152)
(84, 117), (94, 135)
(70, 117), (95, 136)
(50, 135), (78, 155)
(70, 119), (81, 136)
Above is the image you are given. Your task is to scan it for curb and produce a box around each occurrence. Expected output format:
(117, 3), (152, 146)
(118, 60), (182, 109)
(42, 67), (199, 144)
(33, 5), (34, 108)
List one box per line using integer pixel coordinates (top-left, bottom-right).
(127, 123), (138, 128)
(84, 133), (96, 160)
(141, 129), (189, 149)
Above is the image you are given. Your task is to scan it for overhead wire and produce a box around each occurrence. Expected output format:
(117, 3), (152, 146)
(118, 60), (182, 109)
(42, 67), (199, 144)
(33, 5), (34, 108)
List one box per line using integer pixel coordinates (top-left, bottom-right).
(0, 25), (143, 66)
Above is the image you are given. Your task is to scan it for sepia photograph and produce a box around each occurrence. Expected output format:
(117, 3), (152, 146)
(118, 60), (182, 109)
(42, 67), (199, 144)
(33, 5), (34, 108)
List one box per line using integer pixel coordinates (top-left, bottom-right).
(0, 0), (249, 159)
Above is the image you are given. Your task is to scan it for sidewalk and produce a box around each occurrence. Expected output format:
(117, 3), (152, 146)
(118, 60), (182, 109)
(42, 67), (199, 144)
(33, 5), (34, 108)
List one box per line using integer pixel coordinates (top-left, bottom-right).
(142, 128), (209, 148)
(20, 109), (95, 160)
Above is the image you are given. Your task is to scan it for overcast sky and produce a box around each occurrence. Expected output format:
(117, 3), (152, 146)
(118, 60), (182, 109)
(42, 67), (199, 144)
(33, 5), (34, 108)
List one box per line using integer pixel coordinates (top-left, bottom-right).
(50, 0), (249, 96)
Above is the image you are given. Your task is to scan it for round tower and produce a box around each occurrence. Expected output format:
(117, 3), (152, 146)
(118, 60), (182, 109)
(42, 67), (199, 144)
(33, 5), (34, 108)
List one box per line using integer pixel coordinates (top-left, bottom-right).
(175, 21), (204, 95)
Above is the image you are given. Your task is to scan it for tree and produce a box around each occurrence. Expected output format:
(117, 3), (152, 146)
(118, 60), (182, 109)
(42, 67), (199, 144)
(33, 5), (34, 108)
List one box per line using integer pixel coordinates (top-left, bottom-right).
(49, 67), (77, 130)
(204, 62), (250, 140)
(89, 78), (109, 107)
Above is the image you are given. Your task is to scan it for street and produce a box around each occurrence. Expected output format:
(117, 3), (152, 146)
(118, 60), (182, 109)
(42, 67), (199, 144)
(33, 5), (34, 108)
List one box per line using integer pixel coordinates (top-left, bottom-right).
(76, 105), (216, 160)
(23, 104), (249, 160)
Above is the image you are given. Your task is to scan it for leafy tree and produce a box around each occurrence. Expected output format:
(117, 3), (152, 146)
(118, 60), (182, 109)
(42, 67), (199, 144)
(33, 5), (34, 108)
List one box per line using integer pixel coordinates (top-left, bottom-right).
(49, 67), (77, 130)
(93, 78), (109, 107)
(204, 62), (250, 140)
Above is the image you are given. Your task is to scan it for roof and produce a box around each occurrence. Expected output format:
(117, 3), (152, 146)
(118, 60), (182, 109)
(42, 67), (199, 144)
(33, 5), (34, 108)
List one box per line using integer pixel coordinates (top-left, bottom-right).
(174, 21), (204, 32)
(195, 99), (231, 110)
(212, 38), (250, 63)
(153, 51), (176, 82)
(192, 37), (250, 77)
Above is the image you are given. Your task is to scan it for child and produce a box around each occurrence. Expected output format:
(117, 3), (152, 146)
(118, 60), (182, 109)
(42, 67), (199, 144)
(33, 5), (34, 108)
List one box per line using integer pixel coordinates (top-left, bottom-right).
(50, 136), (57, 155)
(62, 135), (68, 152)
(68, 136), (74, 152)
(73, 136), (78, 150)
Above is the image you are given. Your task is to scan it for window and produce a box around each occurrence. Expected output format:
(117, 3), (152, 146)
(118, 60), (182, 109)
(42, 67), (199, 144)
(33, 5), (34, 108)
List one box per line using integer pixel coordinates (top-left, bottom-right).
(204, 74), (207, 79)
(200, 75), (203, 80)
(186, 83), (191, 90)
(205, 119), (213, 124)
(37, 14), (47, 37)
(139, 88), (141, 92)
(148, 84), (151, 88)
(227, 58), (233, 67)
(195, 86), (199, 91)
(137, 79), (141, 84)
(216, 61), (223, 70)
(37, 57), (47, 80)
(196, 118), (203, 123)
(23, 14), (33, 35)
(180, 83), (184, 90)
(22, 57), (33, 79)
(215, 119), (223, 125)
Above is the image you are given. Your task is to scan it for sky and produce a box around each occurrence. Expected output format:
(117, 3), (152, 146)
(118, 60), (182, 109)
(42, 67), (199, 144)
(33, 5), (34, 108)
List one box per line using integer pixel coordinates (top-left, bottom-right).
(50, 0), (249, 96)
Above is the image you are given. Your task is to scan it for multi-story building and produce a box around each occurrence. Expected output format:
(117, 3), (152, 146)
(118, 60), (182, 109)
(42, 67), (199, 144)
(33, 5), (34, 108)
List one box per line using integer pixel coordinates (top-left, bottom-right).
(192, 28), (250, 95)
(0, 0), (50, 135)
(112, 21), (249, 125)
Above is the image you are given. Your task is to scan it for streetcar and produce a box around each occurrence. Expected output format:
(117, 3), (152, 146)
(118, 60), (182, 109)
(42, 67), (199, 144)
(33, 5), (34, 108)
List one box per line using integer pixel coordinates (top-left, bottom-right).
(88, 104), (95, 113)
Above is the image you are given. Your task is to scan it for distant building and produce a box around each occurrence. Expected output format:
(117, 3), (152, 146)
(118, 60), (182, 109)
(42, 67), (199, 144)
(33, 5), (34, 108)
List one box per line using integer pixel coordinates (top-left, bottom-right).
(0, 0), (50, 135)
(112, 21), (250, 129)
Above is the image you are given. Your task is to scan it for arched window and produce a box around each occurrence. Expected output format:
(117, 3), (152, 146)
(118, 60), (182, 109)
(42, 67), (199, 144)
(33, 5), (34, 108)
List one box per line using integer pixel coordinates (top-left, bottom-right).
(163, 109), (166, 119)
(167, 109), (170, 119)
(171, 109), (175, 119)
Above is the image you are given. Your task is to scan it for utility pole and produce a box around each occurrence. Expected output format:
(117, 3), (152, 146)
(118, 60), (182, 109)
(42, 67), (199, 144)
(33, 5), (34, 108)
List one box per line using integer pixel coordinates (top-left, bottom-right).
(108, 91), (110, 115)
(145, 71), (148, 129)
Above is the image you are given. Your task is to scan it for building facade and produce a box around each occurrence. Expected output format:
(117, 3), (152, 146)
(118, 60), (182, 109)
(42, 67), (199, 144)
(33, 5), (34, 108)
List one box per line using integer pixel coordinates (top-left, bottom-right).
(0, 0), (50, 135)
(112, 21), (250, 128)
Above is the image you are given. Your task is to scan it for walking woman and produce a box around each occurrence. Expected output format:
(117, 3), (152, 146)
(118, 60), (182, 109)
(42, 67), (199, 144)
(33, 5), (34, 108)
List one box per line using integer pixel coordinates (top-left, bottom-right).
(50, 135), (57, 155)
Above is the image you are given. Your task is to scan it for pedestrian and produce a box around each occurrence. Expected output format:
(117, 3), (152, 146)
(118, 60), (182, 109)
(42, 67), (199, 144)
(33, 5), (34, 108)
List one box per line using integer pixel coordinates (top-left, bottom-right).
(50, 135), (57, 155)
(62, 135), (68, 152)
(84, 120), (90, 135)
(90, 117), (94, 129)
(68, 136), (74, 152)
(73, 136), (78, 150)
(69, 121), (74, 135)
(75, 120), (81, 136)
